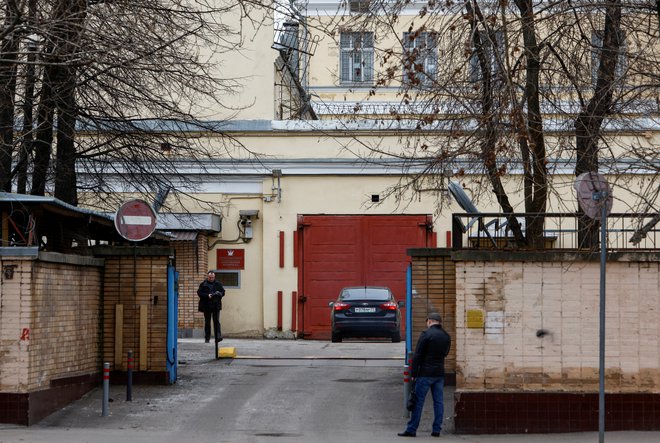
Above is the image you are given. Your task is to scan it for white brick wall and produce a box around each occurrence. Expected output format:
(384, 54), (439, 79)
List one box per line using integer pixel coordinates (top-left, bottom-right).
(456, 260), (660, 393)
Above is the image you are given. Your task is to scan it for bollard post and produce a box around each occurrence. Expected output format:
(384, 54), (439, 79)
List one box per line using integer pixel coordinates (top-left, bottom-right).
(127, 350), (133, 401)
(403, 363), (410, 417)
(403, 352), (413, 418)
(102, 362), (110, 416)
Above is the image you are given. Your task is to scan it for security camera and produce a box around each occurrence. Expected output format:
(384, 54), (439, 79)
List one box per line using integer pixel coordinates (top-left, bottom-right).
(239, 209), (259, 219)
(238, 210), (258, 240)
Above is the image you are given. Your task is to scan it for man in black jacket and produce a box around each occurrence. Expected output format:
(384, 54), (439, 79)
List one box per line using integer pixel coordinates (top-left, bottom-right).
(197, 271), (225, 343)
(398, 312), (451, 438)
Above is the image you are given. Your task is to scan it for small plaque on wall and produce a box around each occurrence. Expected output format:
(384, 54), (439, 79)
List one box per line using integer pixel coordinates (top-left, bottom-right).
(466, 310), (484, 329)
(217, 249), (245, 270)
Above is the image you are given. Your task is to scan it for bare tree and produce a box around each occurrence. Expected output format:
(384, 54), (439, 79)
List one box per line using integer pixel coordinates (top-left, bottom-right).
(302, 0), (658, 249)
(0, 0), (20, 192)
(1, 0), (275, 208)
(572, 0), (622, 247)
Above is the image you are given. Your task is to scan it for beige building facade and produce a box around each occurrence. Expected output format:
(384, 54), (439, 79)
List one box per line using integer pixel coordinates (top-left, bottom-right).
(119, 1), (659, 340)
(52, 2), (654, 341)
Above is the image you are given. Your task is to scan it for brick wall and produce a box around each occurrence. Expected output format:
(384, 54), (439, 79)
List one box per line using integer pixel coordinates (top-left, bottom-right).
(0, 259), (32, 392)
(172, 234), (208, 334)
(0, 254), (103, 425)
(455, 259), (660, 393)
(410, 252), (457, 377)
(30, 261), (103, 390)
(102, 253), (169, 373)
(0, 257), (102, 393)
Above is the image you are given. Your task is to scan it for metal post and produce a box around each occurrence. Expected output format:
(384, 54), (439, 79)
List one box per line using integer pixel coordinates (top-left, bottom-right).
(405, 264), (413, 356)
(102, 362), (110, 416)
(451, 215), (463, 250)
(598, 194), (608, 443)
(403, 361), (410, 417)
(127, 350), (133, 401)
(404, 264), (413, 417)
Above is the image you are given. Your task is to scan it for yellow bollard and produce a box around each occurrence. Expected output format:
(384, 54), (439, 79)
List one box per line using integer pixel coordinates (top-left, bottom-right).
(217, 347), (237, 359)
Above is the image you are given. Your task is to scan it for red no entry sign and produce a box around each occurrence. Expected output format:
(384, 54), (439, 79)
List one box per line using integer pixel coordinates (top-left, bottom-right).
(114, 199), (157, 241)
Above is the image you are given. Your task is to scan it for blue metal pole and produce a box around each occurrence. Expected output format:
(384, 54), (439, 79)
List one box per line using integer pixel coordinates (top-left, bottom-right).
(405, 263), (413, 356)
(404, 263), (413, 417)
(166, 264), (178, 383)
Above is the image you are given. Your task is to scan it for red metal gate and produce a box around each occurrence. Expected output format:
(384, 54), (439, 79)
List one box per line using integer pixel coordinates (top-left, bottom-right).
(296, 215), (435, 339)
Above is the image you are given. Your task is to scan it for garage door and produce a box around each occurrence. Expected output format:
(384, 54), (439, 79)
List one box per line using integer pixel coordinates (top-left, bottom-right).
(297, 215), (435, 339)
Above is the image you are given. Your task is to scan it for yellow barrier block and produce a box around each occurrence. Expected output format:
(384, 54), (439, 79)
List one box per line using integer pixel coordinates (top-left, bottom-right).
(217, 347), (237, 359)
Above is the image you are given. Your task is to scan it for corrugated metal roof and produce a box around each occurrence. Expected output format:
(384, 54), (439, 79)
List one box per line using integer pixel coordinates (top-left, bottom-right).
(0, 192), (112, 221)
(0, 192), (172, 241)
(167, 231), (199, 241)
(156, 213), (221, 232)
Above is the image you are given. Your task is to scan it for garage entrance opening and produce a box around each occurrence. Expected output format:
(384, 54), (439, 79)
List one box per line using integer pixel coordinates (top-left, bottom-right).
(296, 215), (435, 340)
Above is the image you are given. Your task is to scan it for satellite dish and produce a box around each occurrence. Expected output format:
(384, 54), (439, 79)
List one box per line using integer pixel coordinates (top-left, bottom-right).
(448, 181), (479, 213)
(574, 172), (613, 220)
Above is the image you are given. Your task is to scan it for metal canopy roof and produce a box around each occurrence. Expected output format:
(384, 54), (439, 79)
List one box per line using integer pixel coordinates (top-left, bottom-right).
(0, 192), (171, 246)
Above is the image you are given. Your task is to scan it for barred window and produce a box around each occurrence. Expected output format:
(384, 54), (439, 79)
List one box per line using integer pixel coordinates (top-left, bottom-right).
(340, 32), (374, 84)
(349, 0), (370, 13)
(403, 32), (438, 87)
(469, 30), (504, 83)
(591, 30), (626, 86)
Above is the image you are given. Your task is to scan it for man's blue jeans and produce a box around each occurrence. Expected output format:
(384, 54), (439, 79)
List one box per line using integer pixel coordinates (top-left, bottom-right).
(405, 376), (445, 435)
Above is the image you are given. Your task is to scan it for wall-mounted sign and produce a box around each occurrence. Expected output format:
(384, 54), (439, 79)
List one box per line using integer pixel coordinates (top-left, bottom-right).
(217, 249), (245, 270)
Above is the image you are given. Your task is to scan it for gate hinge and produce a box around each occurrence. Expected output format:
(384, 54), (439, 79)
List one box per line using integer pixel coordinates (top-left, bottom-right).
(297, 215), (312, 230)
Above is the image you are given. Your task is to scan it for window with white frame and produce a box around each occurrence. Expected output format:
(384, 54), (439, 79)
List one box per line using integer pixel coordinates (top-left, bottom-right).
(469, 30), (504, 83)
(591, 29), (626, 86)
(403, 32), (438, 87)
(340, 32), (374, 84)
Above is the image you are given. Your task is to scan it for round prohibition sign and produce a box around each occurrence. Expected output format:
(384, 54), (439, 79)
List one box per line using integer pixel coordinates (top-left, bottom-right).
(114, 199), (158, 241)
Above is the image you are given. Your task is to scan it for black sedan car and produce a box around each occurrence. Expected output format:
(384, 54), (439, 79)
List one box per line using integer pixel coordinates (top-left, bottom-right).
(329, 286), (403, 343)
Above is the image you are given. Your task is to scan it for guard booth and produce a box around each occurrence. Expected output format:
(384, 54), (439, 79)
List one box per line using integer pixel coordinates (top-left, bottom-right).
(0, 193), (177, 425)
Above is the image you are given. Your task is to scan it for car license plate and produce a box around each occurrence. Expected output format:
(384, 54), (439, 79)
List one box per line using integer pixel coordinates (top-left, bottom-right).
(354, 307), (376, 313)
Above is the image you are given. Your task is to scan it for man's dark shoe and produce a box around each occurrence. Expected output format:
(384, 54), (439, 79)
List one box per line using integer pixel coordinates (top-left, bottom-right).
(205, 339), (210, 343)
(397, 431), (416, 437)
(216, 337), (223, 343)
(431, 432), (440, 437)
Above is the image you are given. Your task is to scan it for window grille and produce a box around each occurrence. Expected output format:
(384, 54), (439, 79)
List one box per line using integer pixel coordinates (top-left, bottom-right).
(591, 29), (627, 86)
(349, 0), (370, 13)
(469, 30), (504, 83)
(403, 32), (438, 86)
(340, 32), (374, 84)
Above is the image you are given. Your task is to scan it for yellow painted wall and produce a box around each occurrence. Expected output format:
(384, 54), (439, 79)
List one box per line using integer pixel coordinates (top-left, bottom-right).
(150, 123), (659, 336)
(191, 1), (276, 120)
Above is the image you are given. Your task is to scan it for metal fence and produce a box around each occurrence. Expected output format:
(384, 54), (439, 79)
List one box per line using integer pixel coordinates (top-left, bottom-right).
(451, 212), (659, 251)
